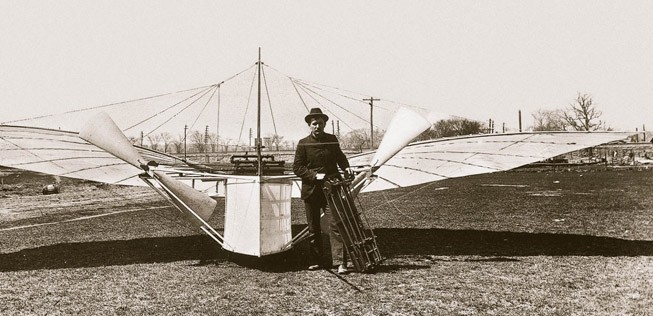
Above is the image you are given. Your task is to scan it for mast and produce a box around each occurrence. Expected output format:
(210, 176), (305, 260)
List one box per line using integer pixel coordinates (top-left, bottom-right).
(257, 48), (262, 176)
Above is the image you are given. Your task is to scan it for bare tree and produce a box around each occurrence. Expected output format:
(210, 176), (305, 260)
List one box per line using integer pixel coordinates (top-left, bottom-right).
(146, 134), (162, 151)
(172, 134), (185, 154)
(206, 133), (219, 153)
(562, 93), (604, 131)
(127, 136), (139, 145)
(189, 130), (207, 153)
(417, 118), (485, 140)
(531, 109), (567, 131)
(341, 128), (369, 152)
(160, 132), (173, 153)
(270, 134), (284, 151)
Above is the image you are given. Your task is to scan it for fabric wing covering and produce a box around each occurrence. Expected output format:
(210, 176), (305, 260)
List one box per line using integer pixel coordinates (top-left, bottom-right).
(0, 125), (190, 186)
(348, 132), (632, 193)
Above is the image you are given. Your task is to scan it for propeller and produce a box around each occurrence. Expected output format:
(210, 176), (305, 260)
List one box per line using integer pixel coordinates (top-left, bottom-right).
(370, 107), (431, 168)
(79, 112), (216, 222)
(350, 107), (431, 197)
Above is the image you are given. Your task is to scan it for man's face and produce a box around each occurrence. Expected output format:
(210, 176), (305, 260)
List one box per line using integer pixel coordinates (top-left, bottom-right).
(309, 118), (326, 137)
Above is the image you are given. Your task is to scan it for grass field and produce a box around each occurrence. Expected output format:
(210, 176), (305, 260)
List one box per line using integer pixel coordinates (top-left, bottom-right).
(1, 167), (652, 315)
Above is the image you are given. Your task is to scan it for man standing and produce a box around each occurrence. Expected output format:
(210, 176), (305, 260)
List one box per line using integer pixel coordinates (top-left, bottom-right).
(293, 108), (352, 274)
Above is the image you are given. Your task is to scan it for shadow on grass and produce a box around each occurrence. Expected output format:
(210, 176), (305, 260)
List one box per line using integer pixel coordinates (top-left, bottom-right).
(376, 228), (653, 257)
(1, 227), (652, 272)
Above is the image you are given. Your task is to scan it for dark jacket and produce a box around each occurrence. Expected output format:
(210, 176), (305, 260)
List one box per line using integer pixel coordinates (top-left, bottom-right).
(293, 132), (350, 200)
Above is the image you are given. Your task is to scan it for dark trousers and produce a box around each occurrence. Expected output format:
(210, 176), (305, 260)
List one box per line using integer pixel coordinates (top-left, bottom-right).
(304, 190), (347, 267)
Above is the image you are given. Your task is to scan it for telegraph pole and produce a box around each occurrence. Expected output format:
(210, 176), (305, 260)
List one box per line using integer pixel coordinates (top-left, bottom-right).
(184, 125), (188, 160)
(363, 97), (380, 149)
(518, 110), (522, 132)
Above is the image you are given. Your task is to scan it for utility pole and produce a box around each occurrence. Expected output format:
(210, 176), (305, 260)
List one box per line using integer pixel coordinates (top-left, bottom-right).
(518, 110), (522, 132)
(205, 125), (209, 162)
(140, 131), (143, 147)
(363, 97), (380, 149)
(336, 120), (340, 138)
(184, 125), (188, 160)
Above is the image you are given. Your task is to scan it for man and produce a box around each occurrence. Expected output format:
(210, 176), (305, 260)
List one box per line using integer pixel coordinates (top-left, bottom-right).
(293, 108), (352, 274)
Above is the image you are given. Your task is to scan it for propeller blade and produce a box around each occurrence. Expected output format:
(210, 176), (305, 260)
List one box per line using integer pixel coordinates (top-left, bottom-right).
(370, 107), (431, 167)
(79, 112), (145, 169)
(154, 171), (217, 222)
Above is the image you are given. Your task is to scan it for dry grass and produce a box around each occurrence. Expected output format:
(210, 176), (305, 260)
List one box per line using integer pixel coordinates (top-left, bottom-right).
(1, 167), (652, 315)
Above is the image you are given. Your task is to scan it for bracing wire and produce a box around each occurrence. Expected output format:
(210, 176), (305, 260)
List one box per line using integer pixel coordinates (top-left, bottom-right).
(289, 77), (311, 112)
(124, 85), (216, 132)
(142, 85), (218, 137)
(235, 66), (258, 150)
(1, 85), (215, 125)
(293, 82), (356, 131)
(293, 78), (379, 109)
(293, 80), (370, 124)
(294, 78), (430, 112)
(261, 66), (278, 137)
(189, 86), (219, 131)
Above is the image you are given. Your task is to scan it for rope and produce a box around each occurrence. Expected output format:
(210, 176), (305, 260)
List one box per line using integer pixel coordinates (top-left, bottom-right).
(293, 80), (370, 124)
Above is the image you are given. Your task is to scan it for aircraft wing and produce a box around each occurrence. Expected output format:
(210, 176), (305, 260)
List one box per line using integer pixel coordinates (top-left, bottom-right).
(0, 125), (213, 186)
(348, 132), (631, 193)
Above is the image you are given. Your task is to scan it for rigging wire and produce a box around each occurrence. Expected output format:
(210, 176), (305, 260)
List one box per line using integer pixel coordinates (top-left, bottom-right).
(261, 65), (278, 137)
(293, 82), (356, 131)
(294, 78), (430, 113)
(289, 77), (310, 112)
(235, 66), (258, 151)
(142, 85), (218, 137)
(294, 80), (370, 124)
(0, 86), (215, 125)
(189, 86), (219, 131)
(124, 85), (216, 132)
(141, 85), (215, 136)
(293, 78), (383, 109)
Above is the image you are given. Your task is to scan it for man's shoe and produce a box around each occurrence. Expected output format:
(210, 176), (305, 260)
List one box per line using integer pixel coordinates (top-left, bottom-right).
(337, 264), (350, 275)
(308, 264), (321, 271)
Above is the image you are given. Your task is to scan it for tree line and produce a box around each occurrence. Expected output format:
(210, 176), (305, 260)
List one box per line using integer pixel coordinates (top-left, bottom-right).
(130, 92), (610, 153)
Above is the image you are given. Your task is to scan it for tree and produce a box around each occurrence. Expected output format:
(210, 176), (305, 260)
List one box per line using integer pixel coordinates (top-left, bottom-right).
(417, 118), (485, 140)
(146, 134), (162, 151)
(531, 109), (567, 131)
(127, 136), (139, 145)
(562, 92), (604, 131)
(189, 130), (207, 153)
(271, 134), (284, 151)
(341, 128), (369, 152)
(160, 132), (173, 153)
(172, 134), (185, 154)
(206, 133), (219, 153)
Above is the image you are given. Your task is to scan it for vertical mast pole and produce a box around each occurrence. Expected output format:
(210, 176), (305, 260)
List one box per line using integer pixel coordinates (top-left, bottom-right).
(257, 48), (262, 176)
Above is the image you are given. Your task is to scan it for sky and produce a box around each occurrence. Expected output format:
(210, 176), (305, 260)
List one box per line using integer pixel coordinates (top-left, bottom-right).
(1, 0), (652, 140)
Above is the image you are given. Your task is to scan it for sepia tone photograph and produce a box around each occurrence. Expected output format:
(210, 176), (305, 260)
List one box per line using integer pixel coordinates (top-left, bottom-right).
(1, 1), (651, 315)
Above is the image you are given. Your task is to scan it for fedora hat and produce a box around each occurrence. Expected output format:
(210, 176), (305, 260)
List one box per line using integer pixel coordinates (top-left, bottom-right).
(304, 108), (329, 123)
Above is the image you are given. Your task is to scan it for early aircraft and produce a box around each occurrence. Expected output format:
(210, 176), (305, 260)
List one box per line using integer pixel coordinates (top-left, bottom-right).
(0, 53), (633, 271)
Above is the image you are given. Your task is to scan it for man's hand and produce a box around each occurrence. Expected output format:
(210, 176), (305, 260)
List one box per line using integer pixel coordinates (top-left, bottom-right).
(344, 167), (355, 180)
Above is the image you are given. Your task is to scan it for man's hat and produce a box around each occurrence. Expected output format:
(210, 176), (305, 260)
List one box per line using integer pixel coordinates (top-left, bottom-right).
(304, 108), (329, 123)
